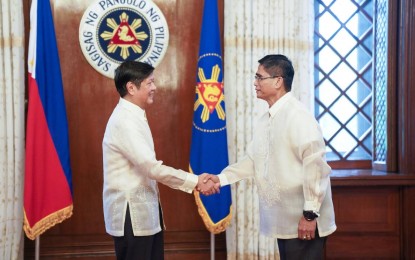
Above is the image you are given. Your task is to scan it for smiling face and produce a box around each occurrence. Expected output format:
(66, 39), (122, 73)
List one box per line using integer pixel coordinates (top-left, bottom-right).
(125, 72), (157, 110)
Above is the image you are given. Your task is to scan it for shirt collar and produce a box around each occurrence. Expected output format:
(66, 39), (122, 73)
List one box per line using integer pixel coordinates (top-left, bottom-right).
(269, 92), (292, 118)
(119, 97), (147, 120)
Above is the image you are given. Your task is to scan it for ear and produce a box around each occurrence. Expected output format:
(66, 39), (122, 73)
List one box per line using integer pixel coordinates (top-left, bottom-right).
(275, 78), (282, 89)
(275, 78), (285, 89)
(126, 81), (136, 95)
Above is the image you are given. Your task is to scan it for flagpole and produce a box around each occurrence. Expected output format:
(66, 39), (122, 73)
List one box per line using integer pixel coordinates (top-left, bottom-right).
(35, 236), (40, 260)
(210, 233), (215, 260)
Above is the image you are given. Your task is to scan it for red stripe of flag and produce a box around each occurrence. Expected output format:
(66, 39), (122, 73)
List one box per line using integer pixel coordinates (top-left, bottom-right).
(24, 0), (73, 240)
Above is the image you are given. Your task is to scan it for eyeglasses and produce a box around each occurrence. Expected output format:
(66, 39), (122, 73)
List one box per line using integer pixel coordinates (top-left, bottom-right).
(254, 75), (284, 82)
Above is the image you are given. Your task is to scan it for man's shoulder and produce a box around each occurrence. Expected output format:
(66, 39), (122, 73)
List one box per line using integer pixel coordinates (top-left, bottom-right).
(287, 101), (319, 127)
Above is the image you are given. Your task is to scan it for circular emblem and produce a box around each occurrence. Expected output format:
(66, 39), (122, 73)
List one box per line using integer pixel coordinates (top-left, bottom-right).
(79, 0), (169, 78)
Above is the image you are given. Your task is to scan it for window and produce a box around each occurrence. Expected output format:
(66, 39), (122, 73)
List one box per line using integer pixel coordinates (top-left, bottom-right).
(314, 0), (377, 168)
(314, 0), (398, 171)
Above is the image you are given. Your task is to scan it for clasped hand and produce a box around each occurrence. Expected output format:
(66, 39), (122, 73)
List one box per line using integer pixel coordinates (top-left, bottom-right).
(196, 173), (220, 196)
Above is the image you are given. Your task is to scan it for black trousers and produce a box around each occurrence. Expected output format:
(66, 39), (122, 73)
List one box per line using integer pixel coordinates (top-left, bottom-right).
(113, 205), (164, 260)
(277, 228), (327, 260)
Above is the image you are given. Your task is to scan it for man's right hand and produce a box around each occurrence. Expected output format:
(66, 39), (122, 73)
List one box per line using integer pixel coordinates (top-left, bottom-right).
(196, 173), (220, 195)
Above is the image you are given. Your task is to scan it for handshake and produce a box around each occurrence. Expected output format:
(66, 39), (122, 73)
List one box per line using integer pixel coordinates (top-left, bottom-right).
(195, 173), (220, 196)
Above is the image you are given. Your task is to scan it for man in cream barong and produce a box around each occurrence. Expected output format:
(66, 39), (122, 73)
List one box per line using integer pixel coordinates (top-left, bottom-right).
(205, 54), (336, 260)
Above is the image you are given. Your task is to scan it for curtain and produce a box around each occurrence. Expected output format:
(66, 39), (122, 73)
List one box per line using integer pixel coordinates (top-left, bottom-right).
(0, 0), (26, 259)
(224, 0), (314, 259)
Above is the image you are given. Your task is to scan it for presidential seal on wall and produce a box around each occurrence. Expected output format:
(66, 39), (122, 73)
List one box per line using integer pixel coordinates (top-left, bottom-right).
(79, 0), (169, 78)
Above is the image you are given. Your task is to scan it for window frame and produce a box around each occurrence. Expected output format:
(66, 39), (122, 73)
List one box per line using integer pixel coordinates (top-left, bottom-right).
(314, 0), (399, 172)
(372, 0), (398, 172)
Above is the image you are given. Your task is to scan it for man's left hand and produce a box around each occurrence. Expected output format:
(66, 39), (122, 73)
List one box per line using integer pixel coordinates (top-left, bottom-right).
(297, 216), (317, 240)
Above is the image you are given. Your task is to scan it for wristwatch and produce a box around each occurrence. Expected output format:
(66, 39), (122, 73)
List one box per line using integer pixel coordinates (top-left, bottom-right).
(303, 210), (319, 221)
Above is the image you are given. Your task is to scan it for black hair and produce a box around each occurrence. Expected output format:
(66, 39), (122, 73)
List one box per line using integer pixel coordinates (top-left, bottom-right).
(114, 61), (155, 97)
(258, 54), (295, 91)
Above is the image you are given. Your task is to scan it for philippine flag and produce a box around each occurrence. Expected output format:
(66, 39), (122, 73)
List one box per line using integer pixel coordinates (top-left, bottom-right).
(24, 0), (73, 240)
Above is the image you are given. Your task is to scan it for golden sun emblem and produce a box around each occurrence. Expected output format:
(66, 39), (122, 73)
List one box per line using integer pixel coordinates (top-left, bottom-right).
(194, 64), (226, 123)
(100, 12), (148, 59)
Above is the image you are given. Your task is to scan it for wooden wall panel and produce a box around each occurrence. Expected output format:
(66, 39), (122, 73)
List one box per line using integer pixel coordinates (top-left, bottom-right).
(402, 186), (415, 259)
(327, 236), (400, 259)
(332, 187), (399, 233)
(24, 0), (226, 259)
(326, 186), (401, 259)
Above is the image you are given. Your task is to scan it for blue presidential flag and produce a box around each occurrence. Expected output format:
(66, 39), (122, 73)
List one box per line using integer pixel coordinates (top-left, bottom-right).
(189, 0), (232, 234)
